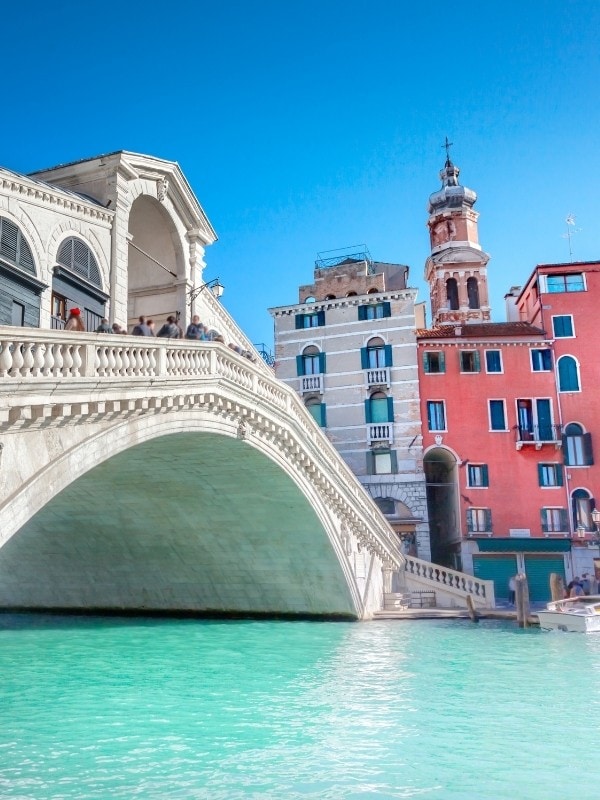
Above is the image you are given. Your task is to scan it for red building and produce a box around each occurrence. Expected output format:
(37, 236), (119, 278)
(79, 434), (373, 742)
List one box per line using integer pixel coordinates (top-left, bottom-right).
(417, 156), (599, 601)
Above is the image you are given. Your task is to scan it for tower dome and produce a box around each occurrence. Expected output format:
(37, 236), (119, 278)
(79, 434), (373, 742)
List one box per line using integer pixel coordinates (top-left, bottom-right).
(428, 159), (477, 214)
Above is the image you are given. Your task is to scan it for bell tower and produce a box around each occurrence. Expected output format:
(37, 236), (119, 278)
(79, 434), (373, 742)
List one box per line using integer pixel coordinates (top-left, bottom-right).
(425, 142), (490, 326)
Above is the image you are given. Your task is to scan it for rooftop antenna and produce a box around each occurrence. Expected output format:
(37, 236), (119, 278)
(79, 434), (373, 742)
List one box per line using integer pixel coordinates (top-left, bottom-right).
(442, 136), (453, 165)
(562, 214), (582, 262)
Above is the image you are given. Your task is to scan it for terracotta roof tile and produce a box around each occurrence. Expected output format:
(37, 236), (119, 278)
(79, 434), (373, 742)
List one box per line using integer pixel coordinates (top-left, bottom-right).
(417, 322), (546, 339)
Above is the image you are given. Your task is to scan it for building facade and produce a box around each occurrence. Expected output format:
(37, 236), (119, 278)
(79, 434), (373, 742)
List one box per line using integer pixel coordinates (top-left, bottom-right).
(269, 249), (430, 558)
(417, 156), (600, 601)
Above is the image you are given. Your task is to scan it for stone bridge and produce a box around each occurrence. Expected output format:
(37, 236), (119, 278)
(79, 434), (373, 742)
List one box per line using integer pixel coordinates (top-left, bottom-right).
(0, 328), (494, 619)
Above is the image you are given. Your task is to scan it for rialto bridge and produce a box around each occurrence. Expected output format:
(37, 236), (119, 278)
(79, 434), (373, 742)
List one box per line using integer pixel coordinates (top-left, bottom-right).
(0, 328), (494, 619)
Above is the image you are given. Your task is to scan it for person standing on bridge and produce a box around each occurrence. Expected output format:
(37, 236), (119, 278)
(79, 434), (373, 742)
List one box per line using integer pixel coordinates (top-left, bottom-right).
(64, 308), (85, 332)
(131, 316), (154, 336)
(157, 315), (182, 338)
(185, 315), (204, 340)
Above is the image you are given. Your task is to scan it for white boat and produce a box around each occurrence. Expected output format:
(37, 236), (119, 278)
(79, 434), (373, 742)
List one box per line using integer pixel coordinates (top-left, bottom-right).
(537, 595), (600, 633)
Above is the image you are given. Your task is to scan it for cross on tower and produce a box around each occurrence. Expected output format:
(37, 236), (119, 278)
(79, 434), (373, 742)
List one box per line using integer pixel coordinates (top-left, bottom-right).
(442, 136), (453, 163)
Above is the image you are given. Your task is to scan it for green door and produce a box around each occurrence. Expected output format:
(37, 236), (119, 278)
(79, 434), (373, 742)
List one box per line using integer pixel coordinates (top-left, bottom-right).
(523, 555), (566, 602)
(472, 555), (517, 600)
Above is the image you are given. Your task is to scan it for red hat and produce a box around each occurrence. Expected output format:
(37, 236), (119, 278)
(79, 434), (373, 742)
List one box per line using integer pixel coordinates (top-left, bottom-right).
(70, 308), (81, 316)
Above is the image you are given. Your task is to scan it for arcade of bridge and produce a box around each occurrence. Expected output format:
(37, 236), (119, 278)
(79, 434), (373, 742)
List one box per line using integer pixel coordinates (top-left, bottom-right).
(0, 432), (357, 618)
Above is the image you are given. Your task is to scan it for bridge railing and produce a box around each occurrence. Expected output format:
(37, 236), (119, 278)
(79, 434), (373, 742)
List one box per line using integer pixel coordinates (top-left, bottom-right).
(401, 554), (495, 606)
(0, 327), (406, 573)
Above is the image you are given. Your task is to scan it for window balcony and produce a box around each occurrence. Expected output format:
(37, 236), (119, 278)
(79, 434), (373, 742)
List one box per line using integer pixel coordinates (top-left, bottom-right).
(365, 366), (390, 388)
(515, 424), (562, 451)
(368, 423), (393, 445)
(301, 373), (323, 394)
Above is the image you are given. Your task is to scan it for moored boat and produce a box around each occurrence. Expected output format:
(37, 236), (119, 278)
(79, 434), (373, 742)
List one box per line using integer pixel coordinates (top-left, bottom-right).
(537, 595), (600, 633)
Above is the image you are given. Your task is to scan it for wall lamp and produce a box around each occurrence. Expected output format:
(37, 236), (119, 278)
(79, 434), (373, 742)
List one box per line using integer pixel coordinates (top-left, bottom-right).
(188, 278), (225, 305)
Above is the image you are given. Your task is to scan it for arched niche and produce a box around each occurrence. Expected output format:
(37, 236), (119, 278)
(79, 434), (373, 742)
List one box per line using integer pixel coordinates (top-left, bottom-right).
(424, 447), (460, 568)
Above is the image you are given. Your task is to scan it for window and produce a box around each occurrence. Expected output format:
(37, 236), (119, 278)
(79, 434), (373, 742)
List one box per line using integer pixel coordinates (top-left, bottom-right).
(485, 350), (502, 373)
(516, 398), (555, 441)
(467, 508), (492, 533)
(552, 315), (574, 338)
(358, 302), (391, 321)
(365, 392), (393, 423)
(11, 301), (25, 326)
(545, 273), (585, 293)
(467, 464), (489, 488)
(295, 310), (325, 329)
(305, 397), (327, 427)
(538, 463), (564, 487)
(557, 355), (580, 392)
(374, 497), (395, 515)
(56, 237), (101, 287)
(367, 449), (398, 475)
(563, 423), (594, 466)
(531, 349), (552, 371)
(423, 351), (445, 374)
(0, 217), (35, 273)
(541, 508), (569, 533)
(489, 400), (507, 431)
(446, 278), (459, 310)
(427, 400), (446, 431)
(460, 350), (480, 373)
(572, 489), (594, 532)
(296, 346), (325, 376)
(467, 277), (480, 309)
(361, 337), (392, 369)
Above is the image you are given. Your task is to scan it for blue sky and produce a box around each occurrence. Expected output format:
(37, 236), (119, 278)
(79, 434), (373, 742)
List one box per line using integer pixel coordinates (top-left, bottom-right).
(4, 0), (600, 346)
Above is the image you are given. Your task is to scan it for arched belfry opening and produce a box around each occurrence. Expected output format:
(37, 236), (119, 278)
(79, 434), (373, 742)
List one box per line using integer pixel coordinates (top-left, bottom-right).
(424, 448), (460, 568)
(127, 195), (185, 329)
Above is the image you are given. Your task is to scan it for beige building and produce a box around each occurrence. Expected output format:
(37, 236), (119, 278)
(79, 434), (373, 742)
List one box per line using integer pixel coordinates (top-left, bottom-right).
(269, 248), (431, 559)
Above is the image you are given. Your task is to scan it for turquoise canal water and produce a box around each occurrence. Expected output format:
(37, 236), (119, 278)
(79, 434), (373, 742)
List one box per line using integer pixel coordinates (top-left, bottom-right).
(1, 616), (600, 799)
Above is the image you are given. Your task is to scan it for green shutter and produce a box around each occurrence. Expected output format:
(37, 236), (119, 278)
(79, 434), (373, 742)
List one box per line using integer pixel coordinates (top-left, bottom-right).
(366, 451), (375, 474)
(358, 305), (367, 321)
(485, 509), (492, 531)
(361, 347), (369, 369)
(562, 434), (570, 465)
(364, 399), (372, 424)
(295, 314), (304, 329)
(317, 310), (325, 326)
(537, 464), (545, 486)
(423, 352), (430, 373)
(540, 507), (548, 532)
(482, 464), (489, 487)
(386, 397), (394, 422)
(560, 509), (569, 531)
(390, 450), (398, 474)
(296, 355), (305, 376)
(319, 403), (327, 427)
(474, 351), (481, 372)
(556, 464), (564, 486)
(382, 302), (391, 318)
(318, 352), (326, 374)
(583, 432), (594, 465)
(384, 344), (393, 367)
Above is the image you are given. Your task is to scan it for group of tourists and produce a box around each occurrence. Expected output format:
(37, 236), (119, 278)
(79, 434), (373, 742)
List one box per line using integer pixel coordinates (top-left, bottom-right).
(61, 309), (256, 361)
(566, 573), (598, 597)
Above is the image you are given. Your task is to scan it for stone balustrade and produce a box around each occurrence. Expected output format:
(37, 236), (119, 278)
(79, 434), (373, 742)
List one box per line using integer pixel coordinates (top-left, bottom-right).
(401, 553), (495, 607)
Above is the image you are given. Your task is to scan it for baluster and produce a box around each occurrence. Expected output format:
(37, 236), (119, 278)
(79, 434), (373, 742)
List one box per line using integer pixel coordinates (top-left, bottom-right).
(141, 348), (150, 376)
(52, 344), (64, 377)
(21, 342), (35, 377)
(62, 345), (74, 377)
(0, 341), (14, 377)
(147, 348), (157, 375)
(130, 348), (141, 376)
(121, 347), (131, 376)
(94, 347), (101, 375)
(113, 347), (123, 376)
(97, 346), (109, 377)
(72, 345), (82, 377)
(106, 347), (116, 377)
(33, 342), (45, 376)
(11, 341), (24, 377)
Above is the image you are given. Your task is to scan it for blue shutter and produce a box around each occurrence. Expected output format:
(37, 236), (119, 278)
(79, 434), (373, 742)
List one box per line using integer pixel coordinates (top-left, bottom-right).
(560, 509), (569, 531)
(537, 464), (545, 486)
(296, 355), (305, 376)
(361, 348), (369, 369)
(540, 508), (547, 533)
(295, 314), (304, 329)
(474, 351), (481, 372)
(466, 510), (474, 532)
(386, 397), (394, 422)
(439, 352), (446, 373)
(364, 399), (372, 424)
(562, 434), (571, 465)
(358, 305), (367, 321)
(423, 352), (430, 373)
(485, 509), (492, 531)
(390, 450), (398, 474)
(556, 464), (564, 486)
(482, 465), (489, 487)
(384, 344), (393, 367)
(382, 302), (391, 318)
(318, 352), (326, 374)
(317, 310), (325, 327)
(583, 432), (594, 465)
(366, 451), (375, 474)
(319, 404), (327, 427)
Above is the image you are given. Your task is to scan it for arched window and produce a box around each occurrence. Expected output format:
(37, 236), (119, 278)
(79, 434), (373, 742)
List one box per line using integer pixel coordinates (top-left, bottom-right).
(467, 277), (480, 309)
(558, 355), (580, 392)
(572, 488), (594, 532)
(0, 217), (35, 274)
(324, 294), (336, 300)
(374, 497), (395, 515)
(366, 391), (393, 423)
(367, 288), (379, 294)
(305, 396), (326, 427)
(303, 296), (316, 304)
(446, 278), (459, 310)
(366, 337), (386, 369)
(301, 345), (322, 375)
(56, 237), (102, 287)
(346, 291), (357, 297)
(563, 422), (594, 466)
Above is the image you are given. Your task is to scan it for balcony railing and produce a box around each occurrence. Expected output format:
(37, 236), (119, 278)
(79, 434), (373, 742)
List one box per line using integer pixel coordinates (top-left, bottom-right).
(368, 423), (393, 445)
(515, 424), (562, 450)
(301, 373), (323, 394)
(365, 367), (390, 388)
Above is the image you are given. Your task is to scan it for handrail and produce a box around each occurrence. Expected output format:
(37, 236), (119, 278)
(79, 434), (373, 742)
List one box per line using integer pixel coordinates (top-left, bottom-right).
(402, 553), (495, 605)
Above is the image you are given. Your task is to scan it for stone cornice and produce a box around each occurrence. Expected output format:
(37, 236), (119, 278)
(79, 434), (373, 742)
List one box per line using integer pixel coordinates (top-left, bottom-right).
(269, 288), (418, 317)
(0, 174), (114, 225)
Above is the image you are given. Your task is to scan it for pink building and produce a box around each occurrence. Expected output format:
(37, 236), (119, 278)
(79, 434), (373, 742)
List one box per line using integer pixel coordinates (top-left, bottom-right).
(417, 156), (599, 601)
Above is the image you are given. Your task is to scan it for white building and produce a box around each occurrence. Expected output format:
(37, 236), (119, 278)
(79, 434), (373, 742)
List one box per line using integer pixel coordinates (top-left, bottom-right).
(269, 249), (431, 558)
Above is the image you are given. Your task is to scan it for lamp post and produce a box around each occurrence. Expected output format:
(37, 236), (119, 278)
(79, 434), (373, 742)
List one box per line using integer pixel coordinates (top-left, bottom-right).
(591, 509), (600, 549)
(188, 278), (225, 306)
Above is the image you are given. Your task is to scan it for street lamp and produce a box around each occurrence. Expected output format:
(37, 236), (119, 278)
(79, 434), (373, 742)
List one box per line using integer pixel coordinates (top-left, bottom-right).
(591, 509), (600, 548)
(188, 278), (225, 306)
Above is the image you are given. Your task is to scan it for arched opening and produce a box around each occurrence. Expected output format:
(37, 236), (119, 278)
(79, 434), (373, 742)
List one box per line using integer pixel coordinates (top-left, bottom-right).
(305, 395), (326, 427)
(367, 390), (392, 423)
(303, 296), (316, 304)
(446, 278), (459, 310)
(467, 277), (480, 309)
(366, 336), (386, 369)
(367, 288), (379, 294)
(52, 237), (108, 331)
(572, 488), (594, 532)
(301, 345), (321, 375)
(346, 291), (357, 297)
(557, 355), (580, 392)
(324, 294), (336, 300)
(0, 216), (43, 327)
(424, 448), (460, 568)
(127, 195), (185, 330)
